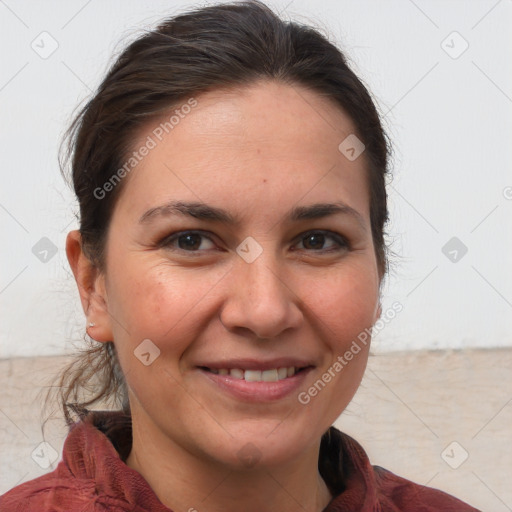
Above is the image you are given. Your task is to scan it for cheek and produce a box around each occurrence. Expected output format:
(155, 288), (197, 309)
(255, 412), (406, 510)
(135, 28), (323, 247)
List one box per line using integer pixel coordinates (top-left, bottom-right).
(306, 269), (376, 412)
(107, 260), (226, 359)
(109, 262), (186, 329)
(305, 263), (378, 346)
(106, 267), (206, 408)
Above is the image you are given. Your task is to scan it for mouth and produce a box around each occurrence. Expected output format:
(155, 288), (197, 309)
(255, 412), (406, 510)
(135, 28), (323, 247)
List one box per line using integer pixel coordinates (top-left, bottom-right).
(199, 365), (311, 382)
(196, 362), (315, 402)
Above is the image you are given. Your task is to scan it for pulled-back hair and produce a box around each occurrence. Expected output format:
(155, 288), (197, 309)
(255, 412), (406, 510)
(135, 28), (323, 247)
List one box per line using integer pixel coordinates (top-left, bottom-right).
(48, 0), (392, 427)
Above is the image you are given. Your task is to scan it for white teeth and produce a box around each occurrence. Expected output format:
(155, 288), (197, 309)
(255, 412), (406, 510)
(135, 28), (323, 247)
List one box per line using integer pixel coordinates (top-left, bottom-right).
(277, 367), (288, 380)
(261, 369), (278, 382)
(230, 368), (244, 379)
(244, 370), (262, 382)
(209, 366), (298, 381)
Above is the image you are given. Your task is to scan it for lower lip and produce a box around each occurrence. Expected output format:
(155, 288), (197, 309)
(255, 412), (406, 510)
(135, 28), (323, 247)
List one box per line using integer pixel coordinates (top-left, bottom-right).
(197, 367), (313, 402)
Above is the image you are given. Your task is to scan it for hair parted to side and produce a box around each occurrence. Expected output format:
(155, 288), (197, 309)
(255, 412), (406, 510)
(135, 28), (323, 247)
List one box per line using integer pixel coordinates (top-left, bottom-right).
(47, 0), (393, 427)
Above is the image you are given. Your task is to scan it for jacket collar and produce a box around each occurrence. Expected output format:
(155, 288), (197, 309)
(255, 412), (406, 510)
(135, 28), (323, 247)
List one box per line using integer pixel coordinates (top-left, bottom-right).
(63, 409), (377, 511)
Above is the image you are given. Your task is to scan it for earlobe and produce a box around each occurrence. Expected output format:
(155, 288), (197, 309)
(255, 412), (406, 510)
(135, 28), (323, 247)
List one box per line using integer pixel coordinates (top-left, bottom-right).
(66, 230), (113, 343)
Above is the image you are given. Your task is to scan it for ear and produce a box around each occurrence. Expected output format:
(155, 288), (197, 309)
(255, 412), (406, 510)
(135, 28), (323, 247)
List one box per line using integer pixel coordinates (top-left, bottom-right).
(66, 230), (113, 342)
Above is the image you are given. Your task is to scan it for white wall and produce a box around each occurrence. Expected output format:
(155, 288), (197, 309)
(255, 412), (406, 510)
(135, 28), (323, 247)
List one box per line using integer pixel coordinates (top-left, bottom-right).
(1, 0), (511, 358)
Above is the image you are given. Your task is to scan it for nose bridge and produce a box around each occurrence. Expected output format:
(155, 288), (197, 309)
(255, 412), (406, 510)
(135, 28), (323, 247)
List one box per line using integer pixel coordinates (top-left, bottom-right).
(242, 251), (284, 300)
(235, 237), (288, 302)
(220, 241), (302, 338)
(235, 234), (282, 287)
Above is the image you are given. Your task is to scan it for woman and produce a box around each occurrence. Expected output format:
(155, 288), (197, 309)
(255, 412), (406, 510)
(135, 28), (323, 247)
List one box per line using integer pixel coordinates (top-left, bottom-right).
(0, 1), (480, 510)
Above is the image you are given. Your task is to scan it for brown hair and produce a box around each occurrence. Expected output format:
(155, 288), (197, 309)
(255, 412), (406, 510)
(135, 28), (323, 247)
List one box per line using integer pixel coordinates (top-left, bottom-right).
(48, 0), (392, 427)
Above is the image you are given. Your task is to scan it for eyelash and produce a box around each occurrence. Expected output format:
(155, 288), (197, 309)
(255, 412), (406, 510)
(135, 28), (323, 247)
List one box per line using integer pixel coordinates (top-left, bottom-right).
(158, 229), (350, 255)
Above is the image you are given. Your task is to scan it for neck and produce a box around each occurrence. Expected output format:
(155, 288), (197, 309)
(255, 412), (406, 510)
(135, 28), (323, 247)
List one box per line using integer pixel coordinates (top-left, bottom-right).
(126, 412), (333, 512)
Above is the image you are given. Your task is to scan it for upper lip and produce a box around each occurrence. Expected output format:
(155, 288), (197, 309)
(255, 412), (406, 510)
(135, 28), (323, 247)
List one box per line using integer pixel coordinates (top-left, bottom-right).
(196, 358), (315, 371)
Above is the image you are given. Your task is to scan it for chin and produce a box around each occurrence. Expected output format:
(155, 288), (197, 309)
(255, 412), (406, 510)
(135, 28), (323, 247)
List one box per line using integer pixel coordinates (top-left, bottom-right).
(204, 418), (319, 470)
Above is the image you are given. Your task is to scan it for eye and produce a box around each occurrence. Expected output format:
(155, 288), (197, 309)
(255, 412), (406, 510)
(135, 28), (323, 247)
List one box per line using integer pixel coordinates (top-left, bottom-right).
(159, 229), (350, 254)
(160, 230), (217, 252)
(293, 230), (349, 253)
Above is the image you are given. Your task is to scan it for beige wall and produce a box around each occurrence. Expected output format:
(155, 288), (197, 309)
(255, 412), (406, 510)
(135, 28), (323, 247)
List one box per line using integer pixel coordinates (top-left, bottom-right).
(1, 349), (510, 511)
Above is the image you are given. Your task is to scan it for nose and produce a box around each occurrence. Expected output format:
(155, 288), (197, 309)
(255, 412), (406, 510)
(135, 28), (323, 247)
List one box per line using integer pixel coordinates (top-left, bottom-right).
(219, 252), (303, 340)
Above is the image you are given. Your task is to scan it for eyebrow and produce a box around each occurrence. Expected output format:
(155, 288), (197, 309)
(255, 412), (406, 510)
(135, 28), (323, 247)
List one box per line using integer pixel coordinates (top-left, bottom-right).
(138, 200), (367, 231)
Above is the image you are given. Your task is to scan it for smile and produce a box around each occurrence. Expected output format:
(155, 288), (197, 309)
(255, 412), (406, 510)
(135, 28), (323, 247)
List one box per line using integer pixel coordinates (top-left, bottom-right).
(201, 366), (305, 382)
(197, 365), (314, 402)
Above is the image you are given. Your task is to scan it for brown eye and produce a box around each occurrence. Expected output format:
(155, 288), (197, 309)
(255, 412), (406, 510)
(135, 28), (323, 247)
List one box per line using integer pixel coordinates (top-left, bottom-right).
(295, 231), (349, 252)
(161, 231), (217, 252)
(302, 233), (326, 250)
(176, 233), (204, 250)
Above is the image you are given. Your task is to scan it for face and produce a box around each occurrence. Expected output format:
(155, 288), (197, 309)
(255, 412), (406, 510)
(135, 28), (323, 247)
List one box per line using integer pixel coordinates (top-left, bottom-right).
(93, 80), (381, 468)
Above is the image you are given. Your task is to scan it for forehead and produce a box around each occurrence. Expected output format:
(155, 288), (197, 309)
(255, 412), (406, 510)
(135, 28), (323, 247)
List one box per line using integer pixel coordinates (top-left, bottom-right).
(116, 80), (370, 221)
(155, 81), (358, 156)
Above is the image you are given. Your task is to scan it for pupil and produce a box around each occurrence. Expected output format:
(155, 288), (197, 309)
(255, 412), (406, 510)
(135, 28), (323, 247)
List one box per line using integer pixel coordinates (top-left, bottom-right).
(305, 234), (324, 249)
(180, 234), (201, 250)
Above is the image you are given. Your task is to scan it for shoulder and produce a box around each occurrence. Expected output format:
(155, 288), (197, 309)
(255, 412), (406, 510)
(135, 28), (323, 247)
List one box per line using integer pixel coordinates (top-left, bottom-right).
(0, 468), (86, 511)
(0, 410), (171, 512)
(321, 427), (481, 511)
(0, 466), (135, 512)
(0, 411), (138, 512)
(373, 465), (482, 511)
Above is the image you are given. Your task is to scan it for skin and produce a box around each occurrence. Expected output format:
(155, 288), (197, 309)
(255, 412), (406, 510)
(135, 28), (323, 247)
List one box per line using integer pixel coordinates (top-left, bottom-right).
(66, 80), (382, 512)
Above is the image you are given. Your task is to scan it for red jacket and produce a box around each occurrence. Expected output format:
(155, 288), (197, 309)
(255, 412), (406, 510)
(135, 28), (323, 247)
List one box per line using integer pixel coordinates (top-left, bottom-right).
(0, 410), (480, 511)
